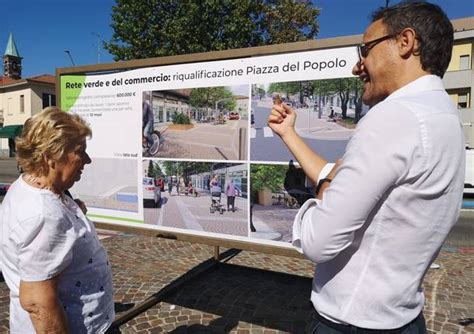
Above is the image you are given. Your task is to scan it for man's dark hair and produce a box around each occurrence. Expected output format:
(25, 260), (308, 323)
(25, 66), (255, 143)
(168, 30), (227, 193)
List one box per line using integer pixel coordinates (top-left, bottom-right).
(372, 1), (453, 78)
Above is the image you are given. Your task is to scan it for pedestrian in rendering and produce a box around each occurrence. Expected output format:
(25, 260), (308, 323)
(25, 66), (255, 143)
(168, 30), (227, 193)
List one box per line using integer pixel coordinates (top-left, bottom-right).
(226, 179), (236, 212)
(268, 2), (463, 332)
(210, 174), (219, 188)
(176, 177), (180, 196)
(167, 176), (173, 196)
(0, 107), (115, 333)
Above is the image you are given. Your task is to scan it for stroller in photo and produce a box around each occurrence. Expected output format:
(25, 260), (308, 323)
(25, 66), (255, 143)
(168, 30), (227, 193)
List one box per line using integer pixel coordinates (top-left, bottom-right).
(210, 185), (225, 214)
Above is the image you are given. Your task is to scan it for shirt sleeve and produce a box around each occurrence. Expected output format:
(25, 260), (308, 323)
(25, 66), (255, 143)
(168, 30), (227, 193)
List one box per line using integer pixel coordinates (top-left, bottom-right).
(11, 214), (75, 281)
(293, 102), (424, 263)
(317, 163), (335, 183)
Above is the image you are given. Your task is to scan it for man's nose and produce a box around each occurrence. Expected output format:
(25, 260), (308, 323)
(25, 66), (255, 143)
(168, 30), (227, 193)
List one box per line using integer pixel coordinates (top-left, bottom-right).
(352, 61), (363, 76)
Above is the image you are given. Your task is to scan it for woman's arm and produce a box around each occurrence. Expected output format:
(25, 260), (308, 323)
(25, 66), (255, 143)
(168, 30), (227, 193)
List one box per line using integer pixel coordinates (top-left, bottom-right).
(19, 277), (69, 333)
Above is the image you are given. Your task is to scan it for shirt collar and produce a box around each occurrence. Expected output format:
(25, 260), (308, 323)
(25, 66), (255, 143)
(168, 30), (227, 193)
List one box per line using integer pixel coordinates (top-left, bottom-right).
(385, 75), (445, 102)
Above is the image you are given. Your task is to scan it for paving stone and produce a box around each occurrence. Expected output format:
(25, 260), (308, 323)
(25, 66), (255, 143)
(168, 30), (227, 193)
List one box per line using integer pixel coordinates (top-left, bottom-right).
(0, 234), (473, 333)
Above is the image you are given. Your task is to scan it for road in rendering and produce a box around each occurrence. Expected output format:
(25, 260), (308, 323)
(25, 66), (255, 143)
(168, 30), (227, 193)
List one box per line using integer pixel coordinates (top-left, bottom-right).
(250, 98), (353, 162)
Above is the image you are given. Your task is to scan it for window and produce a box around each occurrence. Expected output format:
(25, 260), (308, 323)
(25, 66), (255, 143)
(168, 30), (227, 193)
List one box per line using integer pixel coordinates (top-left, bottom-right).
(458, 93), (468, 109)
(20, 95), (24, 113)
(42, 93), (56, 108)
(7, 97), (13, 115)
(460, 55), (470, 70)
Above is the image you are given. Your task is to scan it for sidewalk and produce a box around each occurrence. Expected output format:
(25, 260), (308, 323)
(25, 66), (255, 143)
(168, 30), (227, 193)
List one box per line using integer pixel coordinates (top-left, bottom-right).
(156, 120), (247, 160)
(1, 234), (472, 333)
(255, 98), (353, 141)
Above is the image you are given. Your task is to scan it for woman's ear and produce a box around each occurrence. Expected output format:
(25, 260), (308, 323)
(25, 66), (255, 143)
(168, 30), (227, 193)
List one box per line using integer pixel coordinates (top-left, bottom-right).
(44, 154), (56, 171)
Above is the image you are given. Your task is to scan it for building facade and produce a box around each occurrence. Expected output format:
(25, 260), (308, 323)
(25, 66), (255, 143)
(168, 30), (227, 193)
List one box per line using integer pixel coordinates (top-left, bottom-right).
(0, 33), (56, 157)
(445, 18), (474, 147)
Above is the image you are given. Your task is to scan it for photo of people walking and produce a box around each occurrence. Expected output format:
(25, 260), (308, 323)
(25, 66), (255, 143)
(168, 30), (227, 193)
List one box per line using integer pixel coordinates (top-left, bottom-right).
(143, 160), (248, 236)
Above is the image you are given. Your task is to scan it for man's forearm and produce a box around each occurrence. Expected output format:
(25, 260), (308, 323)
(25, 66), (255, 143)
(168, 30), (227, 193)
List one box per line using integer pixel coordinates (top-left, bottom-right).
(281, 129), (327, 186)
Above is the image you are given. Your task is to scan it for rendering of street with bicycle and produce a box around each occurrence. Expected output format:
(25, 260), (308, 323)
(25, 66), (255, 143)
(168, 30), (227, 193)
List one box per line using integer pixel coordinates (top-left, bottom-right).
(142, 86), (249, 161)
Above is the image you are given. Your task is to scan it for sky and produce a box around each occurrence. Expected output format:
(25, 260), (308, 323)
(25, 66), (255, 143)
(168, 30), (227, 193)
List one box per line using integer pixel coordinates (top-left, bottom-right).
(1, 0), (472, 78)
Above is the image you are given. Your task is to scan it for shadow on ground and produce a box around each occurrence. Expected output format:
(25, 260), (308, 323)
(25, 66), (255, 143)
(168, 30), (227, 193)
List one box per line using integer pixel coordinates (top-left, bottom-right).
(163, 263), (312, 333)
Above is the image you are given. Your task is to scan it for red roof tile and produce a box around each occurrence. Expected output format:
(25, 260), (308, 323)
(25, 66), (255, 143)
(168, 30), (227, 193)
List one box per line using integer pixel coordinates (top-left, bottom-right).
(0, 74), (55, 87)
(27, 74), (56, 85)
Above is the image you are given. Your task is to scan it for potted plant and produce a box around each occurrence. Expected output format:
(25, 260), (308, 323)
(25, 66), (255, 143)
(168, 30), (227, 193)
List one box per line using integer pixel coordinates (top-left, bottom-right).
(250, 164), (286, 206)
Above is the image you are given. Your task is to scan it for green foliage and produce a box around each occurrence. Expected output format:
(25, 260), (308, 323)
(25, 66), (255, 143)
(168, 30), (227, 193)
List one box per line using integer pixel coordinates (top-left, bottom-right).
(262, 1), (320, 44)
(147, 160), (163, 178)
(105, 0), (320, 61)
(268, 81), (301, 99)
(173, 112), (191, 124)
(189, 87), (235, 111)
(162, 161), (211, 184)
(250, 164), (287, 192)
(311, 77), (364, 120)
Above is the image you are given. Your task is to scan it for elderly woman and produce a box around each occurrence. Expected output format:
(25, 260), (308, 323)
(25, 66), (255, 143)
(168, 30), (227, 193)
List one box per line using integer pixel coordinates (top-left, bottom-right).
(0, 107), (114, 333)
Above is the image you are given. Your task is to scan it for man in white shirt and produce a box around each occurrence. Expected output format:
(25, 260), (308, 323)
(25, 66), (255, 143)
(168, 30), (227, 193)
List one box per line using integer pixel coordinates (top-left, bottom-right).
(268, 1), (464, 332)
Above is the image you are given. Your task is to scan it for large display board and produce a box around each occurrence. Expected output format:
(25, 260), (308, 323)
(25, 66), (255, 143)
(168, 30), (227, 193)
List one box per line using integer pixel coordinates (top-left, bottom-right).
(59, 45), (361, 250)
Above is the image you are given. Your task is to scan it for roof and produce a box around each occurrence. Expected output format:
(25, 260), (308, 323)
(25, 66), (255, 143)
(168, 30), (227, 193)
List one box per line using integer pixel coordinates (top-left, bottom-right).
(4, 33), (20, 58)
(452, 17), (474, 32)
(0, 74), (55, 88)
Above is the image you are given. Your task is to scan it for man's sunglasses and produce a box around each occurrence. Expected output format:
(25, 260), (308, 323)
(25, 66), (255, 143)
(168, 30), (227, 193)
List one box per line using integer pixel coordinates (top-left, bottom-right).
(357, 33), (398, 61)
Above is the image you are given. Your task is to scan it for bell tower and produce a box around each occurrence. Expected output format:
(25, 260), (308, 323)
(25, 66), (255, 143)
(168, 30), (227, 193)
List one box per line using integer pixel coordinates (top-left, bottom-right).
(3, 33), (22, 79)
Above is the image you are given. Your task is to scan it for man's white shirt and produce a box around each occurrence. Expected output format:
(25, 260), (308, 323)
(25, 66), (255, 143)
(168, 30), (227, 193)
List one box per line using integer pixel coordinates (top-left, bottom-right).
(293, 75), (465, 329)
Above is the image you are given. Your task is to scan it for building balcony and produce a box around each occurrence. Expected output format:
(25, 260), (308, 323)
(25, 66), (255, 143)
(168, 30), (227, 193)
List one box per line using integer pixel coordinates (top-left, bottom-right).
(443, 69), (473, 90)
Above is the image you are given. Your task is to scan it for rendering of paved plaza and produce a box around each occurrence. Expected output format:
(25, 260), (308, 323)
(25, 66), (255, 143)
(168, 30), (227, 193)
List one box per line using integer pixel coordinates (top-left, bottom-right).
(144, 189), (248, 237)
(155, 119), (248, 161)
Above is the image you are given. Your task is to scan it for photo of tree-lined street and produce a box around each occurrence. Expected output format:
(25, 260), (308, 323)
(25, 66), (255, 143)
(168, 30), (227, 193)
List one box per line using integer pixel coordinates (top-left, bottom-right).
(250, 78), (366, 162)
(143, 85), (249, 161)
(143, 159), (249, 236)
(250, 163), (312, 242)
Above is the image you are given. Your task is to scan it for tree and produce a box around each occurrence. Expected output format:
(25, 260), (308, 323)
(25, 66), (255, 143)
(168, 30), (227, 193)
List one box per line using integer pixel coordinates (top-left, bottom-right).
(351, 78), (365, 123)
(162, 161), (211, 184)
(268, 81), (300, 99)
(250, 164), (286, 193)
(261, 1), (320, 44)
(189, 87), (235, 119)
(105, 0), (320, 60)
(147, 160), (163, 178)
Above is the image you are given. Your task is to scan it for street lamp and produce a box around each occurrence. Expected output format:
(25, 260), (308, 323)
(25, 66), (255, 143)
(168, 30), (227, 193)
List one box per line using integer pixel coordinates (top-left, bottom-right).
(64, 50), (75, 66)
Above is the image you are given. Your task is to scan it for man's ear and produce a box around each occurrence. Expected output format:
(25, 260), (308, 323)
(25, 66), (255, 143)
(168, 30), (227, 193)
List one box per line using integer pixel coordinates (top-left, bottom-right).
(398, 27), (419, 58)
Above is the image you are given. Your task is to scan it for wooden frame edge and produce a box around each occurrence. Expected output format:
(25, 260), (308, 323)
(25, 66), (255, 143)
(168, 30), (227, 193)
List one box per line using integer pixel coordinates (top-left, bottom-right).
(94, 221), (305, 259)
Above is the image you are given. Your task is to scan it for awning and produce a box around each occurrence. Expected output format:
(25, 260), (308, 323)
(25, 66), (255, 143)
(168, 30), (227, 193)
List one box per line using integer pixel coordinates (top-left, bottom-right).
(0, 125), (23, 138)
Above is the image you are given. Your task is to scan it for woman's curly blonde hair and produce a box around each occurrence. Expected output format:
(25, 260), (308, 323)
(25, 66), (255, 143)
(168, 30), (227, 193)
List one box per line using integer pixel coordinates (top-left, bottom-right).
(16, 107), (92, 176)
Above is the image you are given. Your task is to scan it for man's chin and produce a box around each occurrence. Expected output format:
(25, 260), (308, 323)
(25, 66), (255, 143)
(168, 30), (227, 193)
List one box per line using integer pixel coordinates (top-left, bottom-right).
(362, 94), (384, 108)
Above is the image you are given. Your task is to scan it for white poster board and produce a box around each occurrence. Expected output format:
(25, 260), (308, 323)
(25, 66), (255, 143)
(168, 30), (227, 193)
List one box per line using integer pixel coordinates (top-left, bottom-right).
(60, 46), (361, 248)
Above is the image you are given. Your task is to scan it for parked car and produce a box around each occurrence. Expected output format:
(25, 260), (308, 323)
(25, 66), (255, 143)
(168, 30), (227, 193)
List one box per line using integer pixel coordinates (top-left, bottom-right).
(228, 112), (240, 120)
(143, 177), (161, 208)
